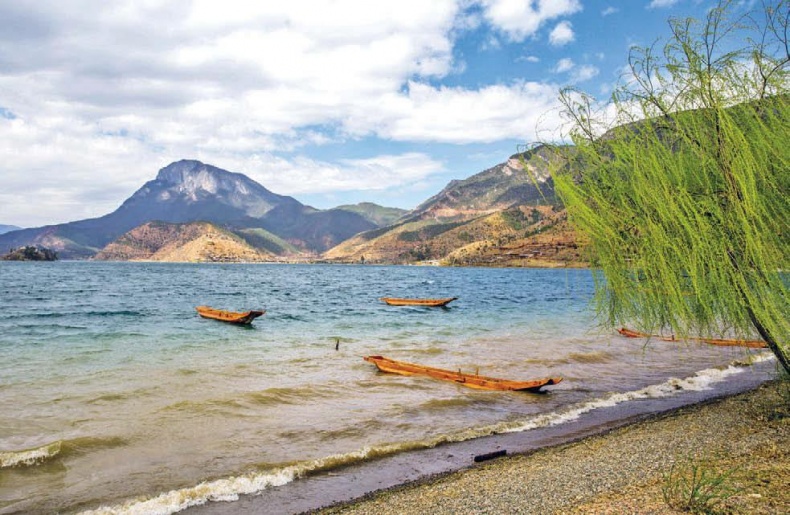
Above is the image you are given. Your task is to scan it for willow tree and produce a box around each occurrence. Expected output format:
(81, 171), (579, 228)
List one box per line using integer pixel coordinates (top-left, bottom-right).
(551, 1), (789, 372)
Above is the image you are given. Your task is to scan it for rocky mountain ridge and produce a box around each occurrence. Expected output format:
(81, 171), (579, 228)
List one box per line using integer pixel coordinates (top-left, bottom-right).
(323, 145), (584, 266)
(408, 145), (557, 222)
(0, 147), (583, 265)
(0, 160), (380, 259)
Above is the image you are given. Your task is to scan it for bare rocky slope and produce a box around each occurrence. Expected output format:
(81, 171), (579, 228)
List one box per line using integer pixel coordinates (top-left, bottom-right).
(324, 145), (587, 266)
(93, 221), (276, 262)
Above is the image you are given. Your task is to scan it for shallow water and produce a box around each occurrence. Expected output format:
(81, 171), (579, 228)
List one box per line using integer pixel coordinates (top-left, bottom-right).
(0, 262), (772, 514)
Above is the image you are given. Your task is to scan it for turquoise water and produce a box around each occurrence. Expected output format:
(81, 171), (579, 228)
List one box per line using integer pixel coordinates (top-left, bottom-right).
(0, 262), (771, 514)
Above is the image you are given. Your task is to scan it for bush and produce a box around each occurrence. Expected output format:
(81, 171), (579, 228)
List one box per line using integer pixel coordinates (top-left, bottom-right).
(662, 455), (741, 513)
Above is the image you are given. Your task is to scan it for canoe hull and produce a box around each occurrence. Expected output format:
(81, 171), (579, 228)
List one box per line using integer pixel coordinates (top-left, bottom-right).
(380, 297), (457, 307)
(363, 355), (561, 392)
(618, 327), (766, 348)
(196, 306), (265, 325)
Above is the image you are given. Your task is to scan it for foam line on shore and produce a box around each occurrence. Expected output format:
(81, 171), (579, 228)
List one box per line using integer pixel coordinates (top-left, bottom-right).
(78, 353), (774, 515)
(502, 353), (775, 434)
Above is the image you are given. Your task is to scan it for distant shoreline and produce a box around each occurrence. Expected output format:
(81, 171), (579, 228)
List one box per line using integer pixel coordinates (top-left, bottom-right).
(5, 258), (589, 268)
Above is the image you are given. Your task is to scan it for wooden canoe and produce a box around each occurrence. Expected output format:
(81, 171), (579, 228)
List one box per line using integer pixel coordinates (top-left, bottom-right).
(618, 327), (766, 349)
(363, 355), (562, 392)
(196, 306), (265, 325)
(380, 297), (458, 307)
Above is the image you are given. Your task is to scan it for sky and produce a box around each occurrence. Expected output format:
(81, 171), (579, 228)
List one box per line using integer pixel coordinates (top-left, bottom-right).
(0, 0), (735, 228)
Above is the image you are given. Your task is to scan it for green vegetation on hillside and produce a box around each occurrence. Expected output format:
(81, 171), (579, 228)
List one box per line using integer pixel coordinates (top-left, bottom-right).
(334, 202), (407, 227)
(549, 0), (789, 371)
(235, 227), (301, 255)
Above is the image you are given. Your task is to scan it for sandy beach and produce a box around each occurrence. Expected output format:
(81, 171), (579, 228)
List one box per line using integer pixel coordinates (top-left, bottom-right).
(317, 378), (788, 515)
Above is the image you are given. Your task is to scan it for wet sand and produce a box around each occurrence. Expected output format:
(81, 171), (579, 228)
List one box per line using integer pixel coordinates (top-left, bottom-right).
(316, 378), (788, 515)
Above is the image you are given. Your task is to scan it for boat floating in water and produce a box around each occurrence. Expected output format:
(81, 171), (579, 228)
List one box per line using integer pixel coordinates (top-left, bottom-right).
(363, 355), (562, 392)
(196, 306), (265, 325)
(380, 297), (458, 307)
(618, 327), (766, 348)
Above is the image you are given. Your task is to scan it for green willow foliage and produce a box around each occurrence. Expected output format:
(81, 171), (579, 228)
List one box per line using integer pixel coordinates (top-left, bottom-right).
(551, 1), (789, 372)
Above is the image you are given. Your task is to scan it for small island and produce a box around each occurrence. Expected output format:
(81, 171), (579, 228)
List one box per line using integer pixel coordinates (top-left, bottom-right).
(1, 245), (58, 261)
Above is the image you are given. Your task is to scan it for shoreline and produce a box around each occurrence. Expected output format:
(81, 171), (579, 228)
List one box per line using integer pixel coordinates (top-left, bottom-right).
(190, 358), (784, 515)
(316, 378), (788, 515)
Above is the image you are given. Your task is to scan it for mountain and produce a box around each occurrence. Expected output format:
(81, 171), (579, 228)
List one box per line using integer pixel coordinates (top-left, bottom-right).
(0, 160), (377, 258)
(334, 203), (408, 227)
(93, 221), (275, 262)
(255, 203), (376, 253)
(110, 160), (303, 226)
(0, 225), (21, 235)
(0, 149), (583, 265)
(407, 144), (561, 222)
(324, 145), (585, 265)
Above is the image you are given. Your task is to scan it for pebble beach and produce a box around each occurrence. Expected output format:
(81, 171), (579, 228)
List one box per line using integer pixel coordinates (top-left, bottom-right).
(318, 379), (789, 515)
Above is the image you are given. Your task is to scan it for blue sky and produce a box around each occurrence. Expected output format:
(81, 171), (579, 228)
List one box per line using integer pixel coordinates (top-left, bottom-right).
(0, 0), (734, 227)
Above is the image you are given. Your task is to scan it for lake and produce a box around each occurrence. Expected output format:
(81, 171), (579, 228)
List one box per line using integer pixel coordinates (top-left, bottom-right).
(0, 262), (774, 514)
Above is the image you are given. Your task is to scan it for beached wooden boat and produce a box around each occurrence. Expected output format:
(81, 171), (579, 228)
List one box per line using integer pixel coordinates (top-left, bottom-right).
(363, 355), (562, 392)
(380, 297), (458, 307)
(196, 306), (265, 325)
(618, 327), (766, 348)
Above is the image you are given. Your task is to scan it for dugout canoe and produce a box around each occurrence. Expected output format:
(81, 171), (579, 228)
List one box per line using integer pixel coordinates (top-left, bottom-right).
(363, 355), (562, 392)
(196, 306), (265, 325)
(618, 327), (766, 348)
(380, 297), (458, 307)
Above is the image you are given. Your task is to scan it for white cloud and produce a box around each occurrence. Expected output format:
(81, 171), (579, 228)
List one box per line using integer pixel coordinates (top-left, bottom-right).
(602, 7), (619, 16)
(549, 21), (575, 46)
(245, 153), (446, 195)
(648, 0), (681, 8)
(372, 81), (562, 144)
(553, 58), (599, 83)
(165, 151), (447, 203)
(481, 34), (502, 51)
(0, 0), (577, 227)
(555, 58), (576, 73)
(571, 65), (600, 83)
(479, 0), (582, 41)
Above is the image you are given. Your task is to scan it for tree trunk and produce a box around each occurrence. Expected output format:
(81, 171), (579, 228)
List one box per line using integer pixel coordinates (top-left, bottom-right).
(747, 306), (790, 375)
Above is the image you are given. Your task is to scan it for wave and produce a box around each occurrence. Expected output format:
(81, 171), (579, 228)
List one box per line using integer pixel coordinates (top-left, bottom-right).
(77, 353), (774, 515)
(0, 436), (128, 469)
(61, 436), (128, 455)
(20, 310), (144, 319)
(0, 441), (62, 468)
(244, 385), (337, 406)
(497, 354), (775, 434)
(409, 346), (446, 355)
(565, 350), (615, 364)
(88, 393), (130, 404)
(521, 349), (616, 366)
(159, 385), (340, 414)
(79, 452), (365, 515)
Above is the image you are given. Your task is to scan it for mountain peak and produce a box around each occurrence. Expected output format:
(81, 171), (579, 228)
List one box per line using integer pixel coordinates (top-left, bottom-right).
(148, 160), (278, 207)
(155, 160), (231, 190)
(156, 159), (207, 182)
